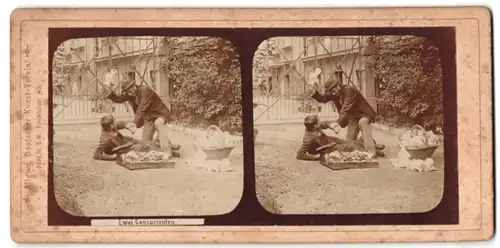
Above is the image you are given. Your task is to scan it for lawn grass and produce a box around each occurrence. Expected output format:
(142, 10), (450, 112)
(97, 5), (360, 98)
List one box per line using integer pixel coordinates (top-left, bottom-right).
(254, 124), (445, 214)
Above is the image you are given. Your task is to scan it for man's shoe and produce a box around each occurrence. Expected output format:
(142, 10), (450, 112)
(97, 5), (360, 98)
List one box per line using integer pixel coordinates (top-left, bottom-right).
(171, 144), (181, 150)
(319, 154), (329, 166)
(172, 151), (181, 158)
(375, 150), (385, 158)
(375, 144), (386, 150)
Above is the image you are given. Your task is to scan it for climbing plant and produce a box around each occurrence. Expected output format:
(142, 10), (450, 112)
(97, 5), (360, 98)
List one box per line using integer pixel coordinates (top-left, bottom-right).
(253, 38), (277, 96)
(52, 45), (70, 95)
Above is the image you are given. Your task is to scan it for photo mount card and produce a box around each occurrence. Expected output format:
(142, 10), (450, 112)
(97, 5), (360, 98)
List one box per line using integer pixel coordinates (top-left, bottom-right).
(10, 7), (493, 243)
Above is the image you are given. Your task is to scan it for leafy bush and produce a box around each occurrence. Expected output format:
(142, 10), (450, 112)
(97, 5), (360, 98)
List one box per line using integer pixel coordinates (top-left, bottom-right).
(366, 35), (443, 130)
(161, 37), (242, 131)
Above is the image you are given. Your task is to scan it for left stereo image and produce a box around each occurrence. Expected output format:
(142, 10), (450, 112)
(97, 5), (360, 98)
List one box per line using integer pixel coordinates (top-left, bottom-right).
(51, 36), (244, 217)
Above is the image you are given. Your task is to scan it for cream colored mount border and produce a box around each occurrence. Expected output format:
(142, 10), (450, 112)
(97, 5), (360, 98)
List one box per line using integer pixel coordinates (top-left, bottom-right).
(10, 7), (493, 243)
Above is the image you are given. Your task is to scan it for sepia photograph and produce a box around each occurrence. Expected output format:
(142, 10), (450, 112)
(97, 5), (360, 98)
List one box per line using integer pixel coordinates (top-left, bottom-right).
(51, 36), (244, 216)
(10, 7), (493, 243)
(253, 35), (445, 214)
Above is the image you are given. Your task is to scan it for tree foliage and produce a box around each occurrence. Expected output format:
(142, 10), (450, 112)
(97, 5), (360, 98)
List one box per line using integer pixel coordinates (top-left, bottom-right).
(366, 35), (443, 130)
(160, 37), (242, 131)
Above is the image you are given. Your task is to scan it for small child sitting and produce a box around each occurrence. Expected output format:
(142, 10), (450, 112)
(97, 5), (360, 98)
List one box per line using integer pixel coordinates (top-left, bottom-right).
(93, 115), (180, 161)
(296, 115), (376, 165)
(296, 115), (348, 161)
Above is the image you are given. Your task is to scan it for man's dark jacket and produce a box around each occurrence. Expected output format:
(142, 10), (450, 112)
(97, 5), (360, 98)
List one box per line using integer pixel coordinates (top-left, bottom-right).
(311, 85), (376, 128)
(107, 85), (172, 128)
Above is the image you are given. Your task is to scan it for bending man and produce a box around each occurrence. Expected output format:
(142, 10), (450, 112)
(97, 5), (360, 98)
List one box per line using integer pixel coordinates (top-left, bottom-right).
(307, 80), (384, 156)
(106, 79), (177, 158)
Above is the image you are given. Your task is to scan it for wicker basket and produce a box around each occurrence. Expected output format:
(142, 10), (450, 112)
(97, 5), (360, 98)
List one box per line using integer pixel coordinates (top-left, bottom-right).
(199, 125), (235, 160)
(202, 146), (235, 160)
(398, 125), (438, 160)
(405, 145), (438, 160)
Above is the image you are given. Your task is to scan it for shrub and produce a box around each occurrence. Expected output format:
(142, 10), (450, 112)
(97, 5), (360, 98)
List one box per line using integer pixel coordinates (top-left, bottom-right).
(161, 37), (242, 131)
(367, 35), (443, 130)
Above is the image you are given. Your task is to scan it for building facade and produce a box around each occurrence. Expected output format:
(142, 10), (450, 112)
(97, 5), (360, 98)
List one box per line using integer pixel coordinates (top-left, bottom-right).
(57, 36), (173, 102)
(53, 37), (174, 122)
(256, 36), (378, 111)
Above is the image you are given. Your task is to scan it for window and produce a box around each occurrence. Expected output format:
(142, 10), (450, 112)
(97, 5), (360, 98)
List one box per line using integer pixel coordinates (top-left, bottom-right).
(128, 71), (136, 81)
(283, 37), (292, 48)
(335, 70), (343, 85)
(94, 38), (100, 57)
(356, 69), (364, 92)
(270, 75), (275, 93)
(303, 37), (309, 57)
(149, 70), (156, 89)
(260, 76), (272, 95)
(317, 73), (322, 86)
(73, 75), (82, 97)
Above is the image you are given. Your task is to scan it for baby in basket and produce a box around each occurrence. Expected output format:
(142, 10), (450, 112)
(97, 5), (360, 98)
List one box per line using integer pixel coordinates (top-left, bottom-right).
(93, 115), (181, 161)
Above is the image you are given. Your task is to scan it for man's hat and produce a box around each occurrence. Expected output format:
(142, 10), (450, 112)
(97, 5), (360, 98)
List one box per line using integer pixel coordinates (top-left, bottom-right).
(304, 115), (319, 124)
(100, 114), (115, 125)
(120, 80), (136, 92)
(323, 80), (340, 92)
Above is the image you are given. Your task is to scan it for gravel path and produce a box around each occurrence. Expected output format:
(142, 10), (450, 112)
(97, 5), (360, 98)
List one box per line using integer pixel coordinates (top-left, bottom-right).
(53, 123), (244, 217)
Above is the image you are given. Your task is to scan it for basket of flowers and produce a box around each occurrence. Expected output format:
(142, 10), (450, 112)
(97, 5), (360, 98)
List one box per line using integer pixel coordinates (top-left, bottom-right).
(116, 144), (175, 170)
(397, 125), (440, 160)
(197, 125), (236, 160)
(323, 150), (379, 170)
